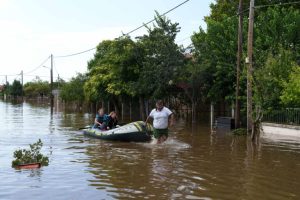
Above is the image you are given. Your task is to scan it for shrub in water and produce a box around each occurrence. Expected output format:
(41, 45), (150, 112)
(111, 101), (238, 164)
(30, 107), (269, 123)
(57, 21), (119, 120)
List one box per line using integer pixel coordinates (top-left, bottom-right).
(12, 139), (49, 167)
(232, 128), (248, 136)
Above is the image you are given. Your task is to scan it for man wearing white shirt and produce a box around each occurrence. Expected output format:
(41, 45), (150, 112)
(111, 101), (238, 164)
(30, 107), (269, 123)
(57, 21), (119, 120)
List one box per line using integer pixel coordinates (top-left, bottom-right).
(145, 100), (175, 144)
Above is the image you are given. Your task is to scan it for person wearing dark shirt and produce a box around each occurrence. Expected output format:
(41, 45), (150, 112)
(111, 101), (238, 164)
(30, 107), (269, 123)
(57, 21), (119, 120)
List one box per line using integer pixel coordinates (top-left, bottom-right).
(93, 108), (107, 129)
(106, 111), (118, 129)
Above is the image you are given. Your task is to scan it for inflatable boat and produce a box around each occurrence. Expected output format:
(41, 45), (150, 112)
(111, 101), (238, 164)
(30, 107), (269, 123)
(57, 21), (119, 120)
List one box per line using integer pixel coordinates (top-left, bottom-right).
(83, 121), (153, 142)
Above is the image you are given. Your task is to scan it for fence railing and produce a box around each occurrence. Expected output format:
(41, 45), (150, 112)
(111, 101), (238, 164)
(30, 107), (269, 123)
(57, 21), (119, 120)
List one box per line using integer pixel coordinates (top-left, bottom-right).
(262, 108), (300, 125)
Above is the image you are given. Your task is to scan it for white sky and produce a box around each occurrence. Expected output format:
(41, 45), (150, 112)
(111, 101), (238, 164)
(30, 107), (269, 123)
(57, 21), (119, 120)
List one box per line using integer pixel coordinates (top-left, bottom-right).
(0, 0), (213, 84)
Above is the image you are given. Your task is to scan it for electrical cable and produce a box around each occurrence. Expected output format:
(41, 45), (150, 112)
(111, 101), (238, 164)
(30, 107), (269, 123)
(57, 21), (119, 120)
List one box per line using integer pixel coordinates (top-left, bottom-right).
(23, 55), (51, 75)
(124, 0), (190, 36)
(54, 0), (191, 58)
(255, 1), (300, 9)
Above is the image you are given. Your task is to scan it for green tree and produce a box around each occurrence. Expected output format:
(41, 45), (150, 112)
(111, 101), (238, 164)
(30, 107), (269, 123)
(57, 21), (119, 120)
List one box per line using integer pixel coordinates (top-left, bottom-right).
(24, 78), (50, 98)
(254, 6), (300, 69)
(188, 0), (299, 127)
(132, 12), (185, 119)
(254, 49), (295, 110)
(191, 14), (238, 111)
(84, 37), (140, 111)
(10, 80), (23, 97)
(60, 73), (87, 104)
(136, 12), (184, 99)
(280, 65), (300, 107)
(177, 55), (213, 121)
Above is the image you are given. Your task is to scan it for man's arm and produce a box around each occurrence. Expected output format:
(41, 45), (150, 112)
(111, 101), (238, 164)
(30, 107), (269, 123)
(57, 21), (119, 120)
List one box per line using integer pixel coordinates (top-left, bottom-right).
(145, 110), (154, 124)
(145, 116), (151, 124)
(94, 117), (102, 125)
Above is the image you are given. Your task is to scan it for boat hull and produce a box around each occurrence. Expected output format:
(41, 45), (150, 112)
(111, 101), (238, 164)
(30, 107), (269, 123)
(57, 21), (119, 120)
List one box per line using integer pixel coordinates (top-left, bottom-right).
(83, 121), (153, 142)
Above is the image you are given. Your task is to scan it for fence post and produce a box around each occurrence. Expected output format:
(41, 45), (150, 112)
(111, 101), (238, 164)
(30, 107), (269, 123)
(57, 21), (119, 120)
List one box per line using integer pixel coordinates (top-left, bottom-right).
(210, 103), (214, 130)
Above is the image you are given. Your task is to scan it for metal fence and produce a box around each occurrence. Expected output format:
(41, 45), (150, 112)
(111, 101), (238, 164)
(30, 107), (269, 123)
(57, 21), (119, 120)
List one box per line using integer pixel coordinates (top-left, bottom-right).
(262, 108), (300, 125)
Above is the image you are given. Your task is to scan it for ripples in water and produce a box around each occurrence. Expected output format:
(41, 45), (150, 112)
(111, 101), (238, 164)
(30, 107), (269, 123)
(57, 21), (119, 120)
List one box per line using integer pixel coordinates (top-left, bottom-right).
(1, 100), (300, 199)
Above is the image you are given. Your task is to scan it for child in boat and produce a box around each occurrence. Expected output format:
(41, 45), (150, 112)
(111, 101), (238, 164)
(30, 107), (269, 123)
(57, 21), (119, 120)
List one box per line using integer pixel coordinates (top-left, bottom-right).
(93, 108), (108, 129)
(106, 111), (118, 129)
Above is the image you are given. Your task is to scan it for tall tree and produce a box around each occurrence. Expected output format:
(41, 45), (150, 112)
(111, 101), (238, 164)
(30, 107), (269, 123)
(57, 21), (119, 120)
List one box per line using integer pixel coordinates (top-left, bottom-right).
(10, 80), (23, 98)
(60, 73), (87, 104)
(136, 12), (184, 99)
(84, 37), (140, 112)
(280, 65), (300, 107)
(24, 78), (50, 98)
(135, 12), (184, 119)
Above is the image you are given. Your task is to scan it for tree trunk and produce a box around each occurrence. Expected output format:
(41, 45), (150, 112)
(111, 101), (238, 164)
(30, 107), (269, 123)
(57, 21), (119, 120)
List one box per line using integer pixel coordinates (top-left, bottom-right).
(251, 106), (262, 142)
(145, 99), (149, 116)
(112, 98), (120, 114)
(139, 96), (146, 121)
(192, 101), (196, 123)
(235, 0), (243, 129)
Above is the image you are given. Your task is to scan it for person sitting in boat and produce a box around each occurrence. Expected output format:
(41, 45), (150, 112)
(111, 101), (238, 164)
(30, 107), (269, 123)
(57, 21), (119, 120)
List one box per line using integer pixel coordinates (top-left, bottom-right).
(93, 108), (108, 129)
(106, 111), (118, 129)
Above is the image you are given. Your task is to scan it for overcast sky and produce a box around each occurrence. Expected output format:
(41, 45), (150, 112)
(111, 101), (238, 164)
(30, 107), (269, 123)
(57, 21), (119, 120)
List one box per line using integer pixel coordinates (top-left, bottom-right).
(0, 0), (213, 84)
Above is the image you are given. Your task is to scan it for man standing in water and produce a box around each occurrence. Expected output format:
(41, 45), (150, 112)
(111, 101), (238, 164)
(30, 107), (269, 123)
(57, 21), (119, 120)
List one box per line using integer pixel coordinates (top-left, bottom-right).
(145, 100), (175, 144)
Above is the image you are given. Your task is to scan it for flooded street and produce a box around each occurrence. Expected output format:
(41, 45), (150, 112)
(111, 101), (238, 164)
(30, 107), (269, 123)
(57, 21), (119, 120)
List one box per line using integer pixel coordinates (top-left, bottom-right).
(0, 100), (300, 200)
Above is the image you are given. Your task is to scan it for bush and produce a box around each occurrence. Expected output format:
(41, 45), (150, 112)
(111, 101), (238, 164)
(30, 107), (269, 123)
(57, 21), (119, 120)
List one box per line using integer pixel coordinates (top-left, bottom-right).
(12, 139), (49, 167)
(232, 128), (247, 136)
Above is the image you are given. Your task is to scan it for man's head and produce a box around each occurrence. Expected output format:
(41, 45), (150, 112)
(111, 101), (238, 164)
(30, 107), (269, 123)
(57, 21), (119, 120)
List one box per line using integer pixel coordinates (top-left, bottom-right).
(156, 100), (164, 111)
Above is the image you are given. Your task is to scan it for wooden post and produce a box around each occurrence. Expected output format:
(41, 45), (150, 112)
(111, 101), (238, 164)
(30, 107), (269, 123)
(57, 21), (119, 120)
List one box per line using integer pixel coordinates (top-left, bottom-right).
(50, 54), (54, 108)
(232, 101), (235, 121)
(210, 103), (214, 130)
(235, 0), (243, 129)
(21, 70), (23, 98)
(246, 0), (255, 132)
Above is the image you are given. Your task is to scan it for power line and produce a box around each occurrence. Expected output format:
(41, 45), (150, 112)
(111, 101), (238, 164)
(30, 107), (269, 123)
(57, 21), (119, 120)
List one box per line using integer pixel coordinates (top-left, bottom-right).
(255, 1), (300, 9)
(124, 0), (191, 36)
(54, 0), (191, 58)
(23, 55), (51, 75)
(234, 1), (300, 18)
(13, 73), (21, 82)
(23, 74), (49, 78)
(54, 47), (96, 58)
(53, 60), (59, 76)
(0, 74), (19, 77)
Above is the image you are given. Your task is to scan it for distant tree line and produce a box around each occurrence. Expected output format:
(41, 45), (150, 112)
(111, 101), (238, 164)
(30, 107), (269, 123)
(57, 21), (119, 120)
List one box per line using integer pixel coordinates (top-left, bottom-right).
(1, 77), (63, 100)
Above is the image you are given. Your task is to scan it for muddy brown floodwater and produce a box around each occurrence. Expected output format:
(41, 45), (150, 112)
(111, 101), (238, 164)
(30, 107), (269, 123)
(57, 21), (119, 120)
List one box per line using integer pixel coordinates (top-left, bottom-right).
(0, 100), (299, 200)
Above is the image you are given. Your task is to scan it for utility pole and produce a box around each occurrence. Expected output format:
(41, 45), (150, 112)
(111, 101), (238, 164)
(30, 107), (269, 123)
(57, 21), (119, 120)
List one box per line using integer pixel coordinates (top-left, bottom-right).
(246, 0), (255, 132)
(4, 75), (8, 100)
(21, 70), (24, 97)
(21, 70), (23, 86)
(57, 74), (60, 88)
(235, 0), (243, 129)
(50, 54), (54, 107)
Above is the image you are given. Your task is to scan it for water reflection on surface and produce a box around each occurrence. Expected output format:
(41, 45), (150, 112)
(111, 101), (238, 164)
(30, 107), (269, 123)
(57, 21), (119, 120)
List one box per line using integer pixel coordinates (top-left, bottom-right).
(0, 100), (300, 200)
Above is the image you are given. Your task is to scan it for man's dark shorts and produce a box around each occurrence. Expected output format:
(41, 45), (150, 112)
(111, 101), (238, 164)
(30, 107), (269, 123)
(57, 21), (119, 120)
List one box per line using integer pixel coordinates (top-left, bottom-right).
(153, 128), (168, 139)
